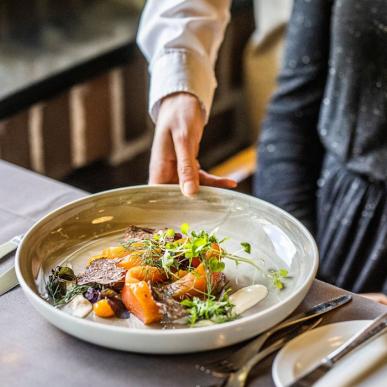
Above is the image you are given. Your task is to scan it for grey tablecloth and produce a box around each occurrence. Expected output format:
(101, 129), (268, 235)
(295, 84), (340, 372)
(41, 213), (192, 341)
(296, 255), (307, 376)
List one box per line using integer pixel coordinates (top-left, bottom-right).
(0, 160), (386, 387)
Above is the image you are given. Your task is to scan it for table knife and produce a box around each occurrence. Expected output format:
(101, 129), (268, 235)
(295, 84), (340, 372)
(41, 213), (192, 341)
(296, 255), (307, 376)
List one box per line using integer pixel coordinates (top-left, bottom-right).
(287, 312), (387, 387)
(0, 265), (18, 296)
(0, 234), (23, 261)
(0, 234), (23, 296)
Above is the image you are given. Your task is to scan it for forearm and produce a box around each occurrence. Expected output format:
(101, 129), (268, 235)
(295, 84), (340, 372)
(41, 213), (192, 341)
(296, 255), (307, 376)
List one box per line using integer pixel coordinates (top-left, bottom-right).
(137, 0), (231, 123)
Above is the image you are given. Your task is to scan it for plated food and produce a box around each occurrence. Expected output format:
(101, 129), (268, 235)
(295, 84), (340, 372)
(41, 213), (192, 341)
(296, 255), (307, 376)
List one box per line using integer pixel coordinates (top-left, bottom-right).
(45, 224), (287, 327)
(16, 185), (318, 353)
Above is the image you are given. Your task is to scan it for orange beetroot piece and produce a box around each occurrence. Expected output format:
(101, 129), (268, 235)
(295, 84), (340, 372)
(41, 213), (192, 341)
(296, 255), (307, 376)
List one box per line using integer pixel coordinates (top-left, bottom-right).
(117, 253), (143, 270)
(125, 265), (166, 284)
(168, 263), (222, 299)
(121, 281), (161, 324)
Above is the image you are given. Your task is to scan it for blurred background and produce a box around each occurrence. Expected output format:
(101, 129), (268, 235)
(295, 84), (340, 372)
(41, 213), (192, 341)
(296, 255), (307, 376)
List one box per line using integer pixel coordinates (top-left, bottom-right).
(0, 0), (291, 194)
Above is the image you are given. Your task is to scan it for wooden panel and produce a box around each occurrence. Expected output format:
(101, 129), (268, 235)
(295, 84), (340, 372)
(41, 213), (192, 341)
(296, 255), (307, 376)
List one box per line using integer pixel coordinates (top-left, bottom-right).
(209, 146), (256, 183)
(41, 93), (72, 178)
(82, 74), (112, 164)
(122, 48), (148, 141)
(0, 111), (30, 168)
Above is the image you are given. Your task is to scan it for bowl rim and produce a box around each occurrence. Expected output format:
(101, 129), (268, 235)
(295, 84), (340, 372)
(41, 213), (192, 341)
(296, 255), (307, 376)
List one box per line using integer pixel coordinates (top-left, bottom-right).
(15, 184), (319, 337)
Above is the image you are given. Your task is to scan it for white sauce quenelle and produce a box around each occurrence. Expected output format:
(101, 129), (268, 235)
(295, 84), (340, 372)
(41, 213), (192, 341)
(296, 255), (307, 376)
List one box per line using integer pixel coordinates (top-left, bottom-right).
(229, 284), (268, 315)
(62, 295), (92, 318)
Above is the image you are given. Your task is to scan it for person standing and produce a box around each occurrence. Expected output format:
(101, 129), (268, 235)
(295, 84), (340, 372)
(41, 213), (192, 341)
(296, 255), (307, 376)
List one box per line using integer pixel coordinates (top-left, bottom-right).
(137, 0), (387, 302)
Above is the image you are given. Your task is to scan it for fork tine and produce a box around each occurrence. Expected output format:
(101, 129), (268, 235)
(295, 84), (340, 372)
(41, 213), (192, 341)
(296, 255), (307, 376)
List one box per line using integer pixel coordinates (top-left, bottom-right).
(198, 358), (226, 369)
(196, 362), (237, 376)
(197, 359), (236, 374)
(213, 361), (237, 373)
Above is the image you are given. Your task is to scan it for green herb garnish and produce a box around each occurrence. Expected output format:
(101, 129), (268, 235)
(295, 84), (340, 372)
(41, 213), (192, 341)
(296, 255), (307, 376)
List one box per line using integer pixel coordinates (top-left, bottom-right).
(240, 242), (251, 254)
(208, 258), (225, 273)
(120, 225), (289, 291)
(46, 266), (100, 307)
(268, 269), (289, 289)
(46, 266), (76, 305)
(180, 223), (190, 235)
(181, 292), (236, 325)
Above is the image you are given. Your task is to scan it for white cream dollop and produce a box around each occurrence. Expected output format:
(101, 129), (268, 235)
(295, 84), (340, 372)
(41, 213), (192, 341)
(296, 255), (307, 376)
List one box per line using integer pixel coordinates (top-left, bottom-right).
(229, 284), (268, 315)
(62, 294), (92, 318)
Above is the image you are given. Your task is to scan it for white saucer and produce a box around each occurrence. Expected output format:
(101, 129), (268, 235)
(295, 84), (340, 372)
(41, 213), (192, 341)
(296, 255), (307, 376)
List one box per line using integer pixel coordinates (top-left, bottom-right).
(272, 320), (387, 387)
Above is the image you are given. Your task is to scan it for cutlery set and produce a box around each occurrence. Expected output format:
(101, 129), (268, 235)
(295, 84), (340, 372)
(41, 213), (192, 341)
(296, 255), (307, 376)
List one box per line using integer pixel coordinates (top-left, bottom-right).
(200, 297), (386, 387)
(199, 295), (352, 386)
(200, 295), (352, 375)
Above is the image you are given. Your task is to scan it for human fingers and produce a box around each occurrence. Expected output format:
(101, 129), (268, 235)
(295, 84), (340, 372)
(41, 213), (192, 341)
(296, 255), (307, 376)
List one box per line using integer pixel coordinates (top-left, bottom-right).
(172, 130), (200, 196)
(149, 126), (178, 184)
(199, 170), (237, 188)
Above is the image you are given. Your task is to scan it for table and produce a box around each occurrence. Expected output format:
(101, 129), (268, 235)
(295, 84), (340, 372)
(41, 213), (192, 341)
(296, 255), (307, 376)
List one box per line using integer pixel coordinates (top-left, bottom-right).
(1, 160), (386, 387)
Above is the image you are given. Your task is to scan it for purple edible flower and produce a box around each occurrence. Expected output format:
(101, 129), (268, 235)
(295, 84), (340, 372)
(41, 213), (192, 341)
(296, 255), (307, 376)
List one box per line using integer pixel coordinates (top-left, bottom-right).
(84, 287), (100, 304)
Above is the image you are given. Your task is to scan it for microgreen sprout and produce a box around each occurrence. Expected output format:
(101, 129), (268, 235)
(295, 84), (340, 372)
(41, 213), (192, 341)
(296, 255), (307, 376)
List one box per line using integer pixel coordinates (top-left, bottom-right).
(240, 242), (251, 254)
(268, 269), (289, 289)
(181, 223), (190, 235)
(121, 225), (288, 292)
(181, 292), (236, 325)
(208, 258), (225, 273)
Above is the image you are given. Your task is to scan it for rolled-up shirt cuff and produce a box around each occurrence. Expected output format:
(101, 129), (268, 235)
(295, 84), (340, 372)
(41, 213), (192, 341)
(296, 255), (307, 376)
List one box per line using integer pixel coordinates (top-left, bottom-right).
(148, 49), (217, 124)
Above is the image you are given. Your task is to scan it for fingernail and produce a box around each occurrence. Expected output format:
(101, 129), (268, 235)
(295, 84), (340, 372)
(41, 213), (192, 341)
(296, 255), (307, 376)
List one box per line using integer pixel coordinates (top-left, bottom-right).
(183, 181), (197, 196)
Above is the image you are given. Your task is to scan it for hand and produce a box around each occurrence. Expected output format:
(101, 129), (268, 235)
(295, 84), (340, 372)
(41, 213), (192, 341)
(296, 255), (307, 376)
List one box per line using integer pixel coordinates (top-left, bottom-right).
(360, 293), (387, 305)
(149, 92), (237, 196)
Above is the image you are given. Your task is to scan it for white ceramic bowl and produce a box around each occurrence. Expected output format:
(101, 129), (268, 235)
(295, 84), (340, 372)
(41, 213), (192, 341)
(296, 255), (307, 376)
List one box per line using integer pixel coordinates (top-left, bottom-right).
(16, 185), (318, 354)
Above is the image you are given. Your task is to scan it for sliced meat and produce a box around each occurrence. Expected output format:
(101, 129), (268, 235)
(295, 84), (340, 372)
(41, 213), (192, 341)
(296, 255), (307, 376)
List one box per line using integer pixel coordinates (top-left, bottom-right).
(152, 286), (188, 322)
(123, 225), (156, 242)
(77, 258), (125, 287)
(211, 272), (227, 296)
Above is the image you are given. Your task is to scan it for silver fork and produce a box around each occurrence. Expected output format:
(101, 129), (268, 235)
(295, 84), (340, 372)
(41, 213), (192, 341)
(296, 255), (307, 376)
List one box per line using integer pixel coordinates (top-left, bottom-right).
(197, 295), (351, 375)
(218, 318), (323, 387)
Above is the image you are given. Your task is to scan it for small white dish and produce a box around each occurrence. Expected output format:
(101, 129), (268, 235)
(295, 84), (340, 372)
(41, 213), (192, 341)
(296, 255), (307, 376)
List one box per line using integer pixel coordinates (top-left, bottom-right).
(273, 320), (387, 387)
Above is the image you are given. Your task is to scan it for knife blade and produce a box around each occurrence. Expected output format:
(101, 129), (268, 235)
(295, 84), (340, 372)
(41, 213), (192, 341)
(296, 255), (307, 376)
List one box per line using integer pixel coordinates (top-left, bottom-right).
(293, 294), (353, 320)
(0, 234), (23, 261)
(287, 312), (387, 387)
(0, 265), (18, 296)
(0, 234), (23, 296)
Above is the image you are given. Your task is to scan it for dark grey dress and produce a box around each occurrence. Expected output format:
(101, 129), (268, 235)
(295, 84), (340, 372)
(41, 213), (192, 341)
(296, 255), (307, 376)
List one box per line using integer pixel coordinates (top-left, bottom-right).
(254, 0), (387, 293)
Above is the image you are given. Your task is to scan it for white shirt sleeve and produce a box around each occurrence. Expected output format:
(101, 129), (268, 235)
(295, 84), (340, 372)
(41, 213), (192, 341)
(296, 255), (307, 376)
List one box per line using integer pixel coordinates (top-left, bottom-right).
(137, 0), (231, 123)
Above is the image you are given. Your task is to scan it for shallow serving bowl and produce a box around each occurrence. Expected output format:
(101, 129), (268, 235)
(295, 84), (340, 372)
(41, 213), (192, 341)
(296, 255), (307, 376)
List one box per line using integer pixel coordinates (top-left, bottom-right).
(16, 185), (318, 354)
